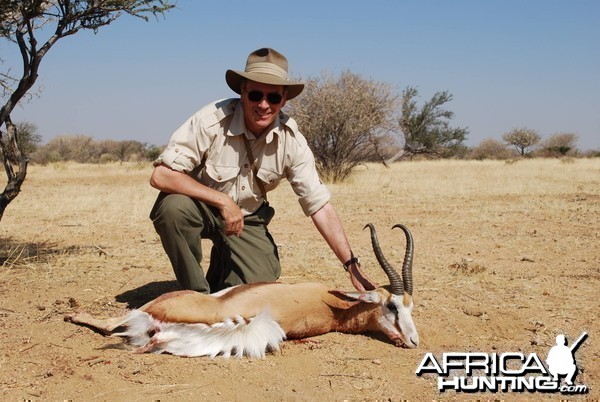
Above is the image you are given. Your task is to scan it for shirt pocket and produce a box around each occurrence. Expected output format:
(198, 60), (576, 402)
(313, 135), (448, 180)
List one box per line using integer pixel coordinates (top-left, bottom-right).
(202, 162), (240, 195)
(257, 166), (283, 192)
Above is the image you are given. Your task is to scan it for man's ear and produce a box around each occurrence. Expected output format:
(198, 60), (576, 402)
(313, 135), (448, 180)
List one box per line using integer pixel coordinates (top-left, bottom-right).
(329, 290), (382, 304)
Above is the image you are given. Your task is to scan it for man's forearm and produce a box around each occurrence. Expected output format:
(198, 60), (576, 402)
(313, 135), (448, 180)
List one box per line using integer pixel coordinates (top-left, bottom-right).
(150, 164), (244, 236)
(150, 164), (229, 209)
(310, 202), (353, 264)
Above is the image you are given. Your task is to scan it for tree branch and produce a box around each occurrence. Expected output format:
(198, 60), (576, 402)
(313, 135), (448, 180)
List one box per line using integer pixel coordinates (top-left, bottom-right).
(0, 0), (176, 221)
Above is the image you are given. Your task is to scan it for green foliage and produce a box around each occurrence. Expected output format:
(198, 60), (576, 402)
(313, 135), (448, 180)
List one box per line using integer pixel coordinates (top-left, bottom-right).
(399, 86), (468, 158)
(538, 132), (579, 157)
(583, 149), (600, 158)
(144, 143), (164, 161)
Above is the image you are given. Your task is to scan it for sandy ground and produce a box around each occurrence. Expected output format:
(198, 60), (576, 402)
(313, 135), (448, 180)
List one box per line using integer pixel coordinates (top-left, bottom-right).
(0, 159), (598, 401)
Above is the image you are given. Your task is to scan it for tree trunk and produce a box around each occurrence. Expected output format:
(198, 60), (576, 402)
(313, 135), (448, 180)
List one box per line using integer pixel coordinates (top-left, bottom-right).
(0, 119), (28, 221)
(384, 149), (405, 165)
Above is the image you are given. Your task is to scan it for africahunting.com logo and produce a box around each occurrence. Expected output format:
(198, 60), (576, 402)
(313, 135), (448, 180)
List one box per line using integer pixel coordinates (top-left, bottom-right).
(416, 332), (589, 394)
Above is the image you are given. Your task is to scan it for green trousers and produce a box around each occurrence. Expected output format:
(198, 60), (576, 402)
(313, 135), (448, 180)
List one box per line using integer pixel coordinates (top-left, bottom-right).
(150, 192), (280, 294)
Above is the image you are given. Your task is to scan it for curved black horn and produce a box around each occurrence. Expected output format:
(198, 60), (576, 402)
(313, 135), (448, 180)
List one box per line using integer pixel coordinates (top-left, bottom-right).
(364, 223), (404, 295)
(392, 224), (414, 296)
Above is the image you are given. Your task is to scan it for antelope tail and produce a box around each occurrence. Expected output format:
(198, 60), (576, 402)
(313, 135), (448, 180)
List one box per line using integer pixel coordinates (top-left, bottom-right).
(113, 309), (286, 358)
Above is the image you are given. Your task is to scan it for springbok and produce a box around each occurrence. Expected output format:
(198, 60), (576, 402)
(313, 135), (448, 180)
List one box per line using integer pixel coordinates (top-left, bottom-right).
(65, 224), (418, 358)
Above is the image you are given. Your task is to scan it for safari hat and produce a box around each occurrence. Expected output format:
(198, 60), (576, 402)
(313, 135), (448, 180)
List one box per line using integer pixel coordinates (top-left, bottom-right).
(226, 48), (304, 100)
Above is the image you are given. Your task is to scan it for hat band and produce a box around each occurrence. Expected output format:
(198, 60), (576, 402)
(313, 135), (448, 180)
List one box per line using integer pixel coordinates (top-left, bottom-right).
(245, 62), (288, 80)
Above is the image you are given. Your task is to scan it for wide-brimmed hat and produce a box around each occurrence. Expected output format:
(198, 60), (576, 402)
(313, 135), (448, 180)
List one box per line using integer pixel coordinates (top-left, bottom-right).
(226, 48), (304, 100)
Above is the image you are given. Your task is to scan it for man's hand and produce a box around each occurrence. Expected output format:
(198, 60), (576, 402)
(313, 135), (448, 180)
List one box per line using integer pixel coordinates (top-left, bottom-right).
(311, 202), (377, 290)
(150, 165), (245, 237)
(219, 196), (244, 237)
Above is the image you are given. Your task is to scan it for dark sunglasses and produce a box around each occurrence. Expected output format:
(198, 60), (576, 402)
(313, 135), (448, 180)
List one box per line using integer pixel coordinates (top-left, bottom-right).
(246, 90), (283, 105)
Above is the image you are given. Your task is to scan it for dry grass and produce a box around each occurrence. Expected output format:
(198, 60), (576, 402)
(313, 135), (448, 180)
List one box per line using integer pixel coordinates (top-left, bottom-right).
(1, 158), (599, 400)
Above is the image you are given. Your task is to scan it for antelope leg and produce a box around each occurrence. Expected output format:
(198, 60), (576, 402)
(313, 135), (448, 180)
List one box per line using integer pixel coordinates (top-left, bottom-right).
(65, 312), (129, 335)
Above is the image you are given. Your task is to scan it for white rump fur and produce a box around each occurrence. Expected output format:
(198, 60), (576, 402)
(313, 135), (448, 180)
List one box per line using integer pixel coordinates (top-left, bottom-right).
(112, 309), (286, 358)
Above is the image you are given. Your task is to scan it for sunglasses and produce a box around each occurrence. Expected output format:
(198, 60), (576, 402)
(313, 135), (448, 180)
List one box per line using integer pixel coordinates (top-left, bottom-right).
(246, 90), (283, 105)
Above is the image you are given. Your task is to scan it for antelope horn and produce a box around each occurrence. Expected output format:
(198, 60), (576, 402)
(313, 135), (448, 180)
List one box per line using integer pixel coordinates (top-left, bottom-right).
(392, 224), (414, 296)
(363, 223), (404, 295)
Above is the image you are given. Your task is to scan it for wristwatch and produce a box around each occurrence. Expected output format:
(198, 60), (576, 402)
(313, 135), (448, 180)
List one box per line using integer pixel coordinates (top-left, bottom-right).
(343, 256), (360, 271)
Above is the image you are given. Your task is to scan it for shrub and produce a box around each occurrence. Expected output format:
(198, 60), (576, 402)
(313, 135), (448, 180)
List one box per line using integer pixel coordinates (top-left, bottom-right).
(468, 138), (516, 160)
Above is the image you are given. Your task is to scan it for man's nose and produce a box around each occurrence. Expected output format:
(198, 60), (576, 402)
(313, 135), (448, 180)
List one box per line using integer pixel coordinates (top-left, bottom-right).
(257, 98), (270, 108)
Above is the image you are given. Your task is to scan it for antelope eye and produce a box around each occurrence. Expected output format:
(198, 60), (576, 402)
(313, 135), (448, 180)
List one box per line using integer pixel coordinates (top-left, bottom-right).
(386, 302), (398, 312)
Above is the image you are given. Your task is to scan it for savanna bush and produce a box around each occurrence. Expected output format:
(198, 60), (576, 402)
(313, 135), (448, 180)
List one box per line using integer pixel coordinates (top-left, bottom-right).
(468, 138), (516, 160)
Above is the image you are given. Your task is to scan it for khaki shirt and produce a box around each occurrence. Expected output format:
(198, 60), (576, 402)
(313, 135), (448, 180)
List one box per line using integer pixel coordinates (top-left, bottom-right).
(155, 98), (331, 216)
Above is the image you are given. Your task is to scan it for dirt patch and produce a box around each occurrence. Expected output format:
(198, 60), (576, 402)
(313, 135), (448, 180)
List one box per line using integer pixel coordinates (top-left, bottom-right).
(1, 159), (598, 400)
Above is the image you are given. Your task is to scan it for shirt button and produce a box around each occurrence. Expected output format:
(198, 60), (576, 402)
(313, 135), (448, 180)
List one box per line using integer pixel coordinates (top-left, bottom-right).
(244, 163), (249, 168)
(242, 186), (246, 190)
(217, 176), (222, 180)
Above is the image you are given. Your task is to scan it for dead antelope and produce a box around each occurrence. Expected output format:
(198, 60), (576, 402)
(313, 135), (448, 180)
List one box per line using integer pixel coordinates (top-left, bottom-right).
(65, 224), (418, 358)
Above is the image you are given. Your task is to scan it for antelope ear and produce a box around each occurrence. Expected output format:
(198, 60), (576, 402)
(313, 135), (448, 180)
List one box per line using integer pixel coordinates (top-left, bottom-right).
(330, 290), (382, 304)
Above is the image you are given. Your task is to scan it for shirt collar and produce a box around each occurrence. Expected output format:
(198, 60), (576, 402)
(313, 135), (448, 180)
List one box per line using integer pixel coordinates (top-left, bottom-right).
(227, 101), (281, 144)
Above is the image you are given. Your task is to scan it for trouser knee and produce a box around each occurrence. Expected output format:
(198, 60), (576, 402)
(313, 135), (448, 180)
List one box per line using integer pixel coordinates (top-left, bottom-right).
(150, 193), (210, 292)
(151, 193), (203, 232)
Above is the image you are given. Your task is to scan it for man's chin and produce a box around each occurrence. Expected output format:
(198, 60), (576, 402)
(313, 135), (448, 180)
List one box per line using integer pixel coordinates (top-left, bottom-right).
(249, 119), (273, 134)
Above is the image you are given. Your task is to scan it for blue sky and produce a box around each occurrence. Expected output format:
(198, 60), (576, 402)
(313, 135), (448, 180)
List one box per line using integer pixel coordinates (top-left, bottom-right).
(4, 0), (599, 150)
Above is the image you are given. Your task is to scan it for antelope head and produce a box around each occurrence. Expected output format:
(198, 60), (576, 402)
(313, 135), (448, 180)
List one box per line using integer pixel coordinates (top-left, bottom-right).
(338, 223), (419, 348)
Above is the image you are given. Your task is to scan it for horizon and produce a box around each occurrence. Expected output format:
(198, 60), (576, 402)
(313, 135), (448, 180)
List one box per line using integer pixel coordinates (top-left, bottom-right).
(3, 0), (599, 151)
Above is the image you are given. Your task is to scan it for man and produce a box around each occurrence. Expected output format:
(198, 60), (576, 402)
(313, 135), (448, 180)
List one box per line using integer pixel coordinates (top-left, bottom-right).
(546, 334), (578, 385)
(150, 48), (370, 293)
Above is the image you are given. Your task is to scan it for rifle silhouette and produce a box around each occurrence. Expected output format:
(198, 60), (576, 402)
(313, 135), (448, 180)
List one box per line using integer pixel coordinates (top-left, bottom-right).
(569, 332), (588, 353)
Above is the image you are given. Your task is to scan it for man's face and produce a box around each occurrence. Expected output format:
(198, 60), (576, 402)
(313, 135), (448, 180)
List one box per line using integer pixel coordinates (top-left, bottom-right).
(241, 80), (287, 137)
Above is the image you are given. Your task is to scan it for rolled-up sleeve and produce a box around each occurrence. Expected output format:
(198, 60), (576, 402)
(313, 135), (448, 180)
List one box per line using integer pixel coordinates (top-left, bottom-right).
(286, 133), (331, 216)
(298, 181), (331, 216)
(155, 145), (198, 173)
(154, 105), (221, 173)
